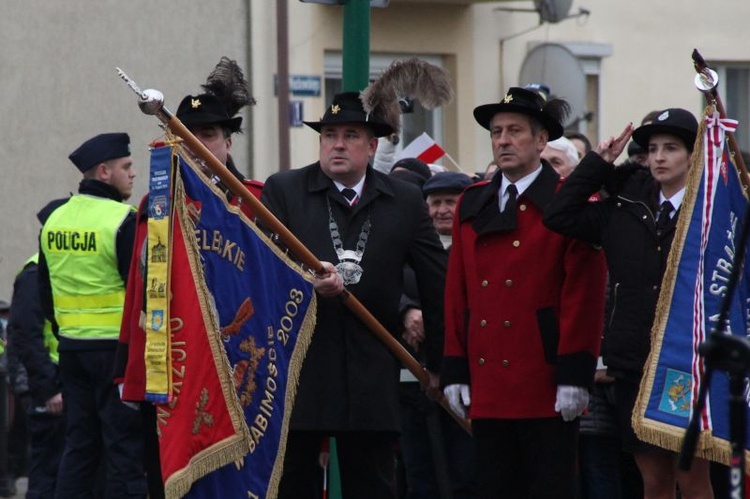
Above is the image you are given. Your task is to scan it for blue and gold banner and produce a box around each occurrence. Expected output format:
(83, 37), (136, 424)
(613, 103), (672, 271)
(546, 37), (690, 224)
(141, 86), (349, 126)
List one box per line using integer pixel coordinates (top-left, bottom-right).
(155, 144), (317, 498)
(634, 107), (750, 466)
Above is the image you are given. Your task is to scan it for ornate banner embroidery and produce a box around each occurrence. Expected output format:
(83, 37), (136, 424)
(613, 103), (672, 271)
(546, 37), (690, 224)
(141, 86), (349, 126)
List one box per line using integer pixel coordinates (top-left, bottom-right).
(144, 146), (174, 402)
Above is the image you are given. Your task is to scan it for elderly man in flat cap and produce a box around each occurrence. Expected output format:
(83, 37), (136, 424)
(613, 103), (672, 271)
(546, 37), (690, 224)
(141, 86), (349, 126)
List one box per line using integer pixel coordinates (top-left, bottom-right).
(38, 133), (146, 498)
(441, 88), (607, 498)
(262, 92), (447, 499)
(423, 171), (474, 249)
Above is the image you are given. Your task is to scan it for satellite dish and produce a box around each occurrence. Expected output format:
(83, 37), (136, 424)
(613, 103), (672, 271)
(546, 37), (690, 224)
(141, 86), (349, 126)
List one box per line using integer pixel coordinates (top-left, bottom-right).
(518, 43), (586, 128)
(533, 0), (573, 23)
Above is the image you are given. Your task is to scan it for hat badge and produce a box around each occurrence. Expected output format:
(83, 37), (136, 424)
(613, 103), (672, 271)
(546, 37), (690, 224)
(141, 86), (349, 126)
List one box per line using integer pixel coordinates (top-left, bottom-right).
(657, 110), (669, 121)
(503, 93), (514, 104)
(191, 98), (202, 109)
(331, 104), (341, 115)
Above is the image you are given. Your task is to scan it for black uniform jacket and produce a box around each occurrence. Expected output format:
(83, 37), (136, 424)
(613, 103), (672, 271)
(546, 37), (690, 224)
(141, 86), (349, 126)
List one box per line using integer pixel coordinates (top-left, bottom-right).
(8, 261), (60, 407)
(262, 163), (447, 432)
(544, 153), (678, 381)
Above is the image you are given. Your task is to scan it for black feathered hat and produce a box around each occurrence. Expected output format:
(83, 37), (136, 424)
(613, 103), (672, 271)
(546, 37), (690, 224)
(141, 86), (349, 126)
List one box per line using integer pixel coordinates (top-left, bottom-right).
(177, 57), (255, 135)
(473, 87), (568, 140)
(176, 94), (243, 134)
(304, 92), (394, 137)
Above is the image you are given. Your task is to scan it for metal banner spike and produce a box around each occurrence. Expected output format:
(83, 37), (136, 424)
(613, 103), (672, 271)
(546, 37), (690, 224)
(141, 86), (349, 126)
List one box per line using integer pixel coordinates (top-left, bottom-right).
(116, 68), (166, 116)
(116, 67), (147, 100)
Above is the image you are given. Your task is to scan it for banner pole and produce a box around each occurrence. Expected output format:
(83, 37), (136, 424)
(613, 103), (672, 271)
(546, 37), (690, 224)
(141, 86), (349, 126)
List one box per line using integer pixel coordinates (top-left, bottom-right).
(443, 152), (467, 174)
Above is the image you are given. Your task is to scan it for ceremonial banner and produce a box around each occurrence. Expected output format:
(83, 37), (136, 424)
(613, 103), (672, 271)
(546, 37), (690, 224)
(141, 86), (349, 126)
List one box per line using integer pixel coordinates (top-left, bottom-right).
(154, 145), (317, 498)
(395, 132), (446, 163)
(634, 107), (750, 465)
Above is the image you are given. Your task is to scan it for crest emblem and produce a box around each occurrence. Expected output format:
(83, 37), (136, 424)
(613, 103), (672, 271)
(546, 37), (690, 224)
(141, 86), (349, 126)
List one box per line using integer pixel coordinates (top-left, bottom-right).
(330, 104), (341, 115)
(657, 368), (692, 417)
(503, 93), (514, 104)
(151, 310), (165, 331)
(149, 195), (167, 221)
(657, 110), (670, 121)
(191, 98), (202, 109)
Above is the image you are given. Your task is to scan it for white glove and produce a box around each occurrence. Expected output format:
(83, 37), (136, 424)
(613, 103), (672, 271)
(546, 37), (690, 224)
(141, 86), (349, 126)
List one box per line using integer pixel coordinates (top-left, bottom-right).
(443, 384), (471, 419)
(555, 385), (589, 421)
(118, 383), (139, 411)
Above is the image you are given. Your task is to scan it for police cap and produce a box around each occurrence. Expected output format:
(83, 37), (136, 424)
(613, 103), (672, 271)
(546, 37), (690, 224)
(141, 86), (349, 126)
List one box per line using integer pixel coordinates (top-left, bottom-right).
(69, 133), (131, 173)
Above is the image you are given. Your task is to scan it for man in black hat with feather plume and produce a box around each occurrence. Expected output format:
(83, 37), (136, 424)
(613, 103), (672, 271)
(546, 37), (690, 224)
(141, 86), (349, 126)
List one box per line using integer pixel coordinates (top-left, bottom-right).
(175, 57), (264, 211)
(262, 60), (452, 499)
(113, 57), (258, 499)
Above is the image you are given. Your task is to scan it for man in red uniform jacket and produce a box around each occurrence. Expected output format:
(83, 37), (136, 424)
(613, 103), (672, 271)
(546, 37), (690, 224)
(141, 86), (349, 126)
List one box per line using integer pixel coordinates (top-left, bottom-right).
(441, 87), (607, 498)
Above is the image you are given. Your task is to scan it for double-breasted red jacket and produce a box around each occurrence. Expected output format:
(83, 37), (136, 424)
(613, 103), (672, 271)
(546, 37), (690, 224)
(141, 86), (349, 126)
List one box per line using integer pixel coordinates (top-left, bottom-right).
(441, 163), (607, 419)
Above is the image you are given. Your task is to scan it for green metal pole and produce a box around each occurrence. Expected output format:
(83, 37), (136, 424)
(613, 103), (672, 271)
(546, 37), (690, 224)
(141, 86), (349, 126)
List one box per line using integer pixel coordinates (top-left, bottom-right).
(334, 7), (370, 495)
(341, 0), (370, 92)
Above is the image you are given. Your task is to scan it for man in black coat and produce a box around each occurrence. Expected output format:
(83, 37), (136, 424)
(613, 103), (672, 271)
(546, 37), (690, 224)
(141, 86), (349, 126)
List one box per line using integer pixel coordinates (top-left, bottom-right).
(262, 92), (448, 499)
(7, 199), (67, 498)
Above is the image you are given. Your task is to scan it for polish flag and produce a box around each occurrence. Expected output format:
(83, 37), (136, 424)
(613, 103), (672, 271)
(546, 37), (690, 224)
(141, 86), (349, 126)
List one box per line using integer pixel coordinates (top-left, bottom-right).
(396, 132), (446, 163)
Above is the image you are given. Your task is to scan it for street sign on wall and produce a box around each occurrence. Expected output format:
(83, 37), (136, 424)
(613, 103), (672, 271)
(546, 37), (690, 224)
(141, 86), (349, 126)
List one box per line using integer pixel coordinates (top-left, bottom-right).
(273, 75), (322, 97)
(299, 0), (389, 7)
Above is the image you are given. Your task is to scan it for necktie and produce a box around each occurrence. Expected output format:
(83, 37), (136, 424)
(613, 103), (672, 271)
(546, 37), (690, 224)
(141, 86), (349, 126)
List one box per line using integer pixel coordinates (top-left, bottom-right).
(503, 184), (518, 219)
(655, 200), (674, 235)
(341, 188), (358, 206)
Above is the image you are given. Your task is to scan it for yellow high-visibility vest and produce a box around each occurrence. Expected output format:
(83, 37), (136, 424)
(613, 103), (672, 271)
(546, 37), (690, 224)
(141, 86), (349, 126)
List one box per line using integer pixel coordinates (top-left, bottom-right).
(41, 195), (134, 341)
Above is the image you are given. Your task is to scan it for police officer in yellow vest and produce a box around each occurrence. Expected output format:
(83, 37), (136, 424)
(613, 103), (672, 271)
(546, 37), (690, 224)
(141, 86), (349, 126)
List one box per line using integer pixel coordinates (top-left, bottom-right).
(38, 133), (146, 498)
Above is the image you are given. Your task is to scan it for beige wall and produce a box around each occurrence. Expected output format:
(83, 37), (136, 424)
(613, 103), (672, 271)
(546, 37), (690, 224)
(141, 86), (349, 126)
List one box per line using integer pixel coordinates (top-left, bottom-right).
(0, 1), (250, 295)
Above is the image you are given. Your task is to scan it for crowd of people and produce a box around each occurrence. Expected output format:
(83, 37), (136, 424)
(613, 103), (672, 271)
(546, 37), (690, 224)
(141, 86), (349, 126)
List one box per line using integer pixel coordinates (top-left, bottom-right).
(0, 57), (735, 499)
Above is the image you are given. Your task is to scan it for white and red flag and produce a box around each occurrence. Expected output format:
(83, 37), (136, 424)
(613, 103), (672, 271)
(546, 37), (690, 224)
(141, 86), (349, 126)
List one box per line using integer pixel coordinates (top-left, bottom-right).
(396, 132), (446, 163)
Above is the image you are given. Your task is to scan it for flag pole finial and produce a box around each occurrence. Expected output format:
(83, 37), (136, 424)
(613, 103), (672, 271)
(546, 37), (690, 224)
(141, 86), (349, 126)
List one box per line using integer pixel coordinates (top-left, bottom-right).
(691, 50), (719, 93)
(690, 50), (750, 189)
(115, 68), (167, 117)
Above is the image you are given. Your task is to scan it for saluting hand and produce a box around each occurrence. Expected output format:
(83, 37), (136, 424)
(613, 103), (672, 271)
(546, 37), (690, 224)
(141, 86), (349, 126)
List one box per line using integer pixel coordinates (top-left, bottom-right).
(596, 123), (634, 163)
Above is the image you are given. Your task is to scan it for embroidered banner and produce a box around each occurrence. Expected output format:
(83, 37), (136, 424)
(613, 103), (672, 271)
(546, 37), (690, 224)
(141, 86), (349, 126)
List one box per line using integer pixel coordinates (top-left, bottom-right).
(634, 107), (750, 466)
(155, 145), (317, 498)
